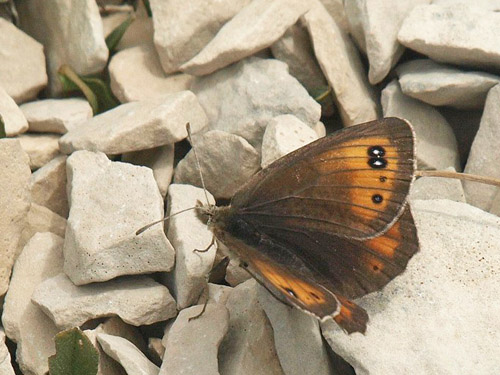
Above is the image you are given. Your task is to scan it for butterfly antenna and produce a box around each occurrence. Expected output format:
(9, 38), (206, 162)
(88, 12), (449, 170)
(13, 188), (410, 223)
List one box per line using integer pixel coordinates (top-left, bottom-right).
(415, 170), (500, 188)
(186, 123), (211, 206)
(135, 206), (198, 235)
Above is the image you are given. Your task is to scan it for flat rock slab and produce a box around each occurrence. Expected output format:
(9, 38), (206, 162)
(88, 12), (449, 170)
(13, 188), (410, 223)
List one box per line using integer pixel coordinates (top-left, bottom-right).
(151, 0), (250, 74)
(16, 0), (108, 94)
(0, 86), (28, 136)
(382, 80), (460, 171)
(0, 139), (31, 296)
(180, 0), (311, 75)
(398, 4), (500, 70)
(191, 56), (320, 147)
(397, 59), (500, 109)
(109, 45), (193, 103)
(160, 304), (229, 375)
(164, 184), (216, 309)
(174, 130), (260, 199)
(0, 18), (47, 103)
(64, 151), (174, 285)
(59, 91), (207, 155)
(2, 233), (64, 375)
(463, 84), (500, 210)
(17, 133), (61, 170)
(97, 333), (159, 375)
(322, 199), (500, 375)
(303, 0), (379, 126)
(32, 273), (176, 329)
(20, 98), (92, 134)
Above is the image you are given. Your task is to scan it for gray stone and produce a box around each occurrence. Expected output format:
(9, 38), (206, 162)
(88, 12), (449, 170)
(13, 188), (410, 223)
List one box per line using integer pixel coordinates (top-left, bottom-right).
(174, 130), (260, 199)
(164, 184), (216, 309)
(180, 0), (311, 75)
(17, 0), (108, 94)
(0, 18), (47, 103)
(19, 203), (66, 250)
(0, 86), (28, 136)
(64, 151), (174, 285)
(397, 59), (500, 109)
(257, 285), (334, 375)
(151, 0), (250, 74)
(398, 4), (500, 70)
(97, 333), (159, 375)
(489, 190), (500, 216)
(109, 45), (193, 103)
(2, 233), (63, 375)
(191, 57), (320, 147)
(0, 329), (14, 375)
(17, 133), (61, 170)
(29, 155), (68, 218)
(32, 273), (176, 329)
(381, 80), (460, 171)
(303, 0), (379, 126)
(59, 91), (207, 155)
(219, 280), (285, 375)
(0, 139), (30, 296)
(122, 144), (174, 198)
(319, 0), (349, 32)
(261, 114), (318, 168)
(83, 329), (126, 375)
(432, 0), (500, 10)
(20, 98), (92, 134)
(160, 304), (229, 375)
(463, 84), (500, 210)
(322, 199), (500, 375)
(410, 167), (465, 203)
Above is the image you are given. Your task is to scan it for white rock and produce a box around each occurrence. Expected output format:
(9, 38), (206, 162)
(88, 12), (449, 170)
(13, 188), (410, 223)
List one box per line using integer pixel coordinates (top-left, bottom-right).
(32, 273), (176, 329)
(83, 329), (126, 375)
(0, 86), (28, 136)
(322, 199), (500, 375)
(203, 283), (233, 306)
(303, 1), (379, 126)
(160, 304), (229, 375)
(151, 0), (250, 74)
(381, 80), (460, 171)
(0, 139), (30, 296)
(191, 57), (320, 147)
(148, 337), (165, 365)
(30, 155), (68, 218)
(432, 0), (500, 10)
(0, 18), (47, 103)
(313, 121), (327, 138)
(344, 0), (430, 84)
(398, 4), (500, 70)
(16, 0), (108, 94)
(318, 0), (349, 32)
(20, 98), (92, 134)
(397, 59), (500, 109)
(97, 333), (159, 375)
(163, 184), (216, 309)
(180, 0), (311, 75)
(19, 203), (66, 250)
(410, 167), (465, 202)
(261, 114), (318, 168)
(489, 190), (500, 217)
(225, 257), (252, 287)
(59, 91), (207, 155)
(174, 130), (260, 199)
(257, 285), (333, 375)
(109, 45), (193, 103)
(463, 84), (500, 210)
(270, 23), (328, 94)
(219, 280), (284, 375)
(17, 133), (61, 170)
(2, 233), (63, 375)
(64, 151), (174, 285)
(0, 329), (14, 375)
(122, 144), (174, 198)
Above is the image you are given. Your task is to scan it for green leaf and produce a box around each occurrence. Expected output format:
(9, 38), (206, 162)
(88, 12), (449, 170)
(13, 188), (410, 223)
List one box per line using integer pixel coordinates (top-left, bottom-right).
(79, 76), (120, 114)
(0, 114), (6, 138)
(312, 86), (332, 103)
(142, 0), (152, 17)
(105, 13), (135, 54)
(48, 328), (99, 375)
(58, 65), (99, 114)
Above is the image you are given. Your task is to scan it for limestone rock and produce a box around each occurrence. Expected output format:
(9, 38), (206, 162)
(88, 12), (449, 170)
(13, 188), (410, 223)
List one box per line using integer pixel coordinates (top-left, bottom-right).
(410, 167), (465, 203)
(0, 86), (28, 136)
(17, 133), (61, 170)
(19, 203), (66, 250)
(174, 130), (260, 199)
(64, 151), (174, 285)
(59, 91), (207, 155)
(0, 329), (14, 375)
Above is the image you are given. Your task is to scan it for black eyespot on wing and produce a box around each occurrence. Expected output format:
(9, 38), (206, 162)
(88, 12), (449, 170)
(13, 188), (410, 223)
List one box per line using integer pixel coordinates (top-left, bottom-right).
(372, 194), (383, 204)
(368, 157), (387, 169)
(368, 145), (386, 157)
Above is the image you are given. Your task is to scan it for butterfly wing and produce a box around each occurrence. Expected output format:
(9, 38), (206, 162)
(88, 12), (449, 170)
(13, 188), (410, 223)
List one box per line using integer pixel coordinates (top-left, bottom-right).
(232, 117), (415, 240)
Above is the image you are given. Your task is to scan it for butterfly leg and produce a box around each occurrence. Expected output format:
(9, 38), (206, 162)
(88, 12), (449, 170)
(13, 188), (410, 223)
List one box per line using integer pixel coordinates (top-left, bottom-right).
(193, 235), (216, 253)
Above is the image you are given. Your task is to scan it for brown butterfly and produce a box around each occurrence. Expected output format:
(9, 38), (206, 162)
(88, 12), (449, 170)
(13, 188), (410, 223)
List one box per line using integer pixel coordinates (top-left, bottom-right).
(197, 117), (418, 333)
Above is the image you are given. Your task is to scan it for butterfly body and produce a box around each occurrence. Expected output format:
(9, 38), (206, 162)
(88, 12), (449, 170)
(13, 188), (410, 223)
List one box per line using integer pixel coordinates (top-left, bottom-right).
(199, 118), (419, 334)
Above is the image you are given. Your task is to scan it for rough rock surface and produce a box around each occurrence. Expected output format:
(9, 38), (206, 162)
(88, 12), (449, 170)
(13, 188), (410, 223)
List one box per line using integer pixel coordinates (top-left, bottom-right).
(0, 86), (28, 136)
(19, 203), (66, 250)
(17, 133), (61, 170)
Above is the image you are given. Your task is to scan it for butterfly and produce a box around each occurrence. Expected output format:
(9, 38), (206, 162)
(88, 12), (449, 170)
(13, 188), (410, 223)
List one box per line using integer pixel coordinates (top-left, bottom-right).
(196, 117), (418, 334)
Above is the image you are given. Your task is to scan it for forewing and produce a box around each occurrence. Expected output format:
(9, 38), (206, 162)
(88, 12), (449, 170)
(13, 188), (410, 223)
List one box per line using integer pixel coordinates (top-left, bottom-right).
(232, 118), (415, 240)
